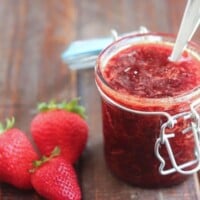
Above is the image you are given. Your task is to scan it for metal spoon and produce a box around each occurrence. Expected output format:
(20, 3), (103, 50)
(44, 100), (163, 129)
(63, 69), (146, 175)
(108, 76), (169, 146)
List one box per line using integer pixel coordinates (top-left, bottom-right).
(169, 0), (200, 61)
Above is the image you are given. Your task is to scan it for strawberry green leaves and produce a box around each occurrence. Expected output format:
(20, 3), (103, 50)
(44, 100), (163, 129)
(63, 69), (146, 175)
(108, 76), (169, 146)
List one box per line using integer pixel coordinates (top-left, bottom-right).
(32, 146), (61, 170)
(37, 98), (86, 119)
(0, 117), (15, 135)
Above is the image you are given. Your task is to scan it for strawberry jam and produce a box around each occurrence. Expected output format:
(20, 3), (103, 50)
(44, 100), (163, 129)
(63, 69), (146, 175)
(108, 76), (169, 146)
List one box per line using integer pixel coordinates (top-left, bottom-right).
(95, 33), (200, 187)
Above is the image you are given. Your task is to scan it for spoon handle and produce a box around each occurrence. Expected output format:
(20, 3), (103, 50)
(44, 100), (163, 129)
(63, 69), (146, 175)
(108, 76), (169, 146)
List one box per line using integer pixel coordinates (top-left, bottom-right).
(169, 0), (200, 61)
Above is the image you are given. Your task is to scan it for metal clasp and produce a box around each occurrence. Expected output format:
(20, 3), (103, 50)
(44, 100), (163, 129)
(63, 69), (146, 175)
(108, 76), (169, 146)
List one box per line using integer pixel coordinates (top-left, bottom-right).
(155, 98), (200, 175)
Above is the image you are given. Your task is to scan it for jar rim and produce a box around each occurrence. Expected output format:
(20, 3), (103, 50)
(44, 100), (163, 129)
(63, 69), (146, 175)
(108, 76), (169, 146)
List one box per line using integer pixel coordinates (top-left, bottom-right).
(95, 32), (200, 111)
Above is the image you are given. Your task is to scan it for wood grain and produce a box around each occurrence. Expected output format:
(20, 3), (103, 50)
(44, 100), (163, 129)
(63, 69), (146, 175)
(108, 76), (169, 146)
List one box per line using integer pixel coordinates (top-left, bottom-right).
(0, 0), (77, 199)
(0, 0), (200, 199)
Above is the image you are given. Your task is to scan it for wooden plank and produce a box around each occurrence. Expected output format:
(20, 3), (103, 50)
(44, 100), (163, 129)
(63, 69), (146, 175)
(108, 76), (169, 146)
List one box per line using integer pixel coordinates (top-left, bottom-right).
(0, 0), (77, 107)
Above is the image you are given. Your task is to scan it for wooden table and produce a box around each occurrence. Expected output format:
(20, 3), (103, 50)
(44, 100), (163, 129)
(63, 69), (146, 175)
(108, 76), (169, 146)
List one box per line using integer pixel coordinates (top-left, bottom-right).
(1, 0), (200, 199)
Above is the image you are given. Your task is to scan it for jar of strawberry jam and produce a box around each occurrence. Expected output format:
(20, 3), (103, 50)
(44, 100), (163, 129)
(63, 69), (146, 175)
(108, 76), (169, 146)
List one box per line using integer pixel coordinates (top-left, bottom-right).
(95, 32), (200, 188)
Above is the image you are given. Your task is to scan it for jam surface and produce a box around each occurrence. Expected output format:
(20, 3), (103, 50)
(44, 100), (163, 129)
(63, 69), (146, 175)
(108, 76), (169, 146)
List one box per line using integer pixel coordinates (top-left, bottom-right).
(98, 42), (200, 187)
(103, 43), (200, 98)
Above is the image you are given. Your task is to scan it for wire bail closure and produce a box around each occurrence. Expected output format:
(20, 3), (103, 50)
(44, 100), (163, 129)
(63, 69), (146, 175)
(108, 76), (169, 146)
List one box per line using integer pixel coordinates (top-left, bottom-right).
(155, 98), (200, 175)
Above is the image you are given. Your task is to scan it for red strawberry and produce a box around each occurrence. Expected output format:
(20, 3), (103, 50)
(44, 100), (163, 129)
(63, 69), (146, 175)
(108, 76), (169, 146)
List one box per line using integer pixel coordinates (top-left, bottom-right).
(31, 147), (81, 200)
(31, 99), (88, 163)
(0, 118), (38, 189)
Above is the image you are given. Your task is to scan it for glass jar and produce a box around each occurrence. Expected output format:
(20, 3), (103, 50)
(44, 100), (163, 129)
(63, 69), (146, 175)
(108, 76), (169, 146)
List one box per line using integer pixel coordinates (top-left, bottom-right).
(95, 32), (200, 188)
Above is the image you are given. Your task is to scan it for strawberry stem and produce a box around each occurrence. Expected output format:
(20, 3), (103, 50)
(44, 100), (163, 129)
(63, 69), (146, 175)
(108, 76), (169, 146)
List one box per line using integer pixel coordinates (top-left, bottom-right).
(0, 117), (15, 135)
(30, 146), (61, 173)
(37, 98), (86, 119)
